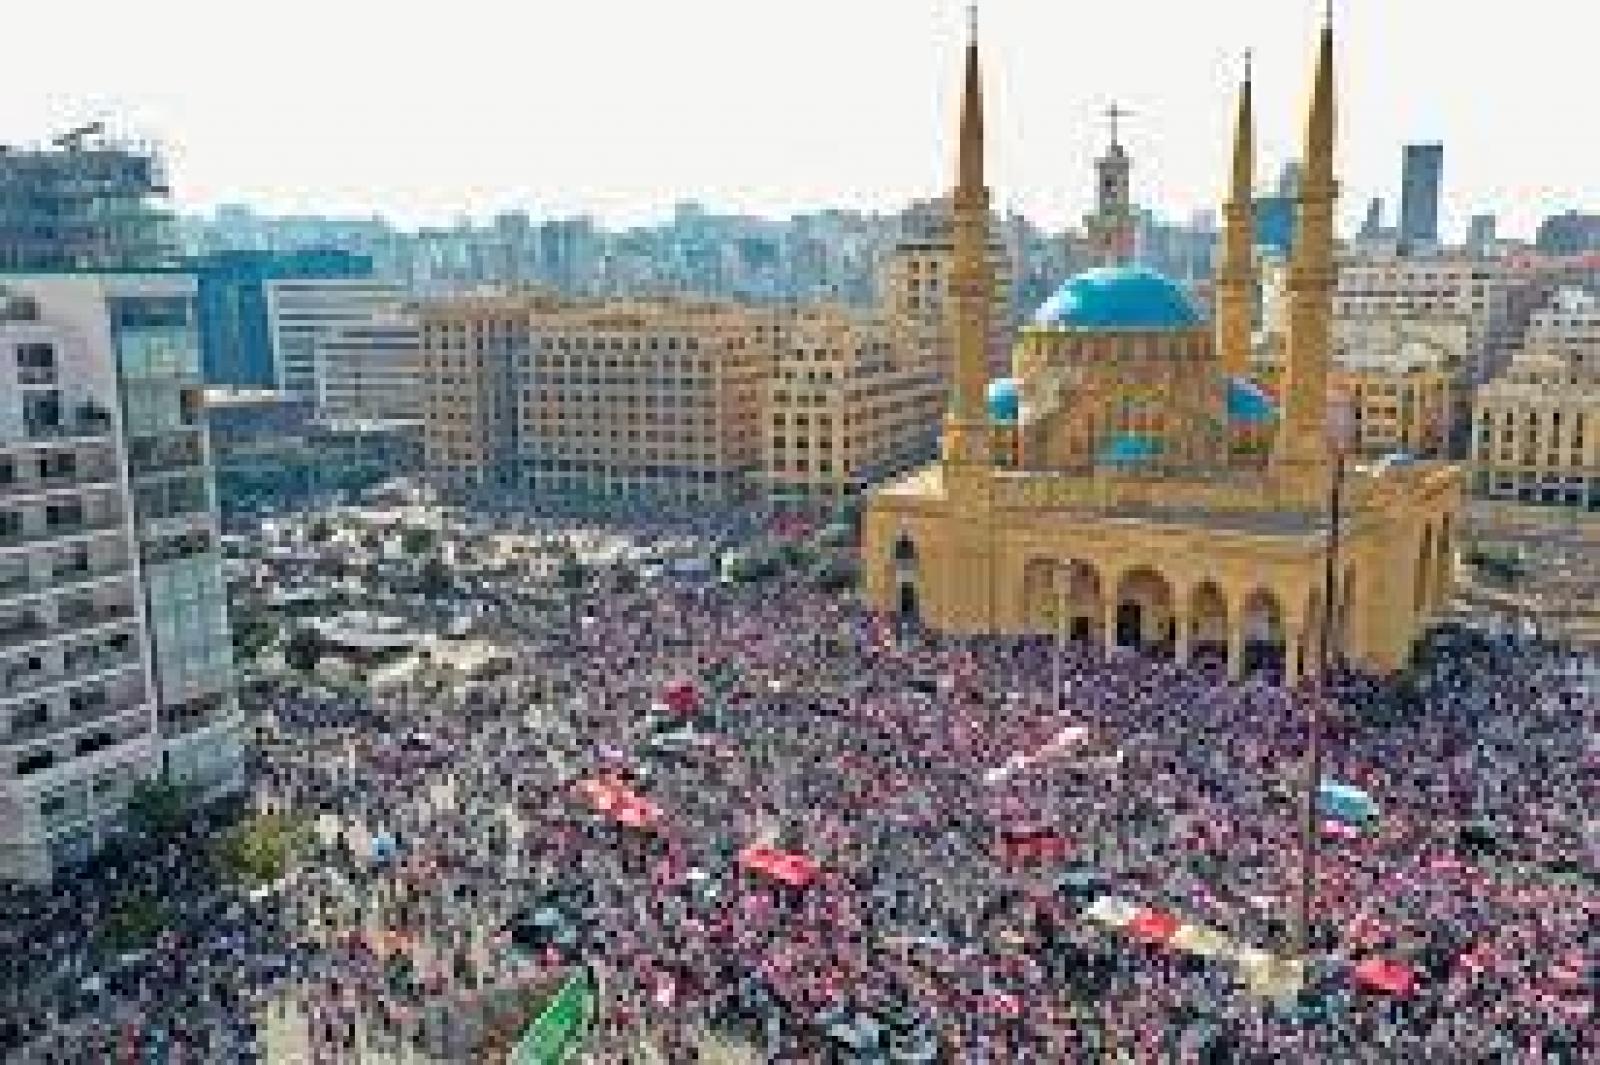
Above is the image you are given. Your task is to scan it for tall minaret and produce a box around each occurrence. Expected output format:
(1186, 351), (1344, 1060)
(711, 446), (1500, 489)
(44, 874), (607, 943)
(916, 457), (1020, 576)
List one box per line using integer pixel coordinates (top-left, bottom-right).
(941, 5), (993, 466)
(1274, 7), (1337, 479)
(1215, 52), (1255, 376)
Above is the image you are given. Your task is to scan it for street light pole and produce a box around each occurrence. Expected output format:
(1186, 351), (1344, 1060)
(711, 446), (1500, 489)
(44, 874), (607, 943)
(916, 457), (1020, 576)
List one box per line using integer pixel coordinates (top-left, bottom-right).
(1054, 567), (1067, 718)
(1297, 449), (1345, 960)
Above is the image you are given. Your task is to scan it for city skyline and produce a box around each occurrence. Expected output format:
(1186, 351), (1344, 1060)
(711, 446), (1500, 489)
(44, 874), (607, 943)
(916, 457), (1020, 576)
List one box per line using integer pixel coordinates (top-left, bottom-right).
(2, 0), (1594, 241)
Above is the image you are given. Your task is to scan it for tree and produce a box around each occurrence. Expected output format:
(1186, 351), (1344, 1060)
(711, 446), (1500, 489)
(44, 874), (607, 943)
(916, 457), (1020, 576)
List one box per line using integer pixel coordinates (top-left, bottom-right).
(216, 813), (307, 888)
(401, 526), (437, 557)
(307, 519), (334, 544)
(126, 778), (195, 842)
(419, 556), (452, 598)
(284, 626), (325, 673)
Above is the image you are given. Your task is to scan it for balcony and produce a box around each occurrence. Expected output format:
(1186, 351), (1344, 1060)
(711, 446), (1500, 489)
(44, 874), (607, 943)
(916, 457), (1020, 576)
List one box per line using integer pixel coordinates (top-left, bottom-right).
(0, 512), (126, 552)
(0, 560), (132, 604)
(1, 699), (151, 755)
(18, 407), (116, 445)
(0, 653), (143, 707)
(0, 462), (120, 501)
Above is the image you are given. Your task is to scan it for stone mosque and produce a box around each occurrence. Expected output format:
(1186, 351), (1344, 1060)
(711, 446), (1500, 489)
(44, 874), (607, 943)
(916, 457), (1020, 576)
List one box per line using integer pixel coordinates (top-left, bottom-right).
(862, 10), (1463, 682)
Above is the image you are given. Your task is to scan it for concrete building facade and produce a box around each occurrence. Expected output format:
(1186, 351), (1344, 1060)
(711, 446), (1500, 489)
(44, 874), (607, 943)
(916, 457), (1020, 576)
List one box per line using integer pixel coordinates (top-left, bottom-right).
(313, 312), (424, 422)
(265, 277), (405, 399)
(763, 306), (942, 508)
(0, 273), (237, 883)
(1471, 287), (1600, 510)
(420, 295), (779, 503)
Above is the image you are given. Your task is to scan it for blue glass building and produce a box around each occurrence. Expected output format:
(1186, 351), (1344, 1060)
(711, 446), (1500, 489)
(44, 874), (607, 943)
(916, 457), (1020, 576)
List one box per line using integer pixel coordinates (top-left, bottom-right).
(187, 249), (372, 388)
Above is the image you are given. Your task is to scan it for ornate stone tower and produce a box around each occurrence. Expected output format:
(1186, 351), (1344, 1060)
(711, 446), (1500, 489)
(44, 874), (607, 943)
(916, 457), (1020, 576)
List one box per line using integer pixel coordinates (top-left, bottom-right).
(941, 7), (995, 469)
(1215, 55), (1256, 376)
(1274, 10), (1337, 485)
(1085, 106), (1137, 267)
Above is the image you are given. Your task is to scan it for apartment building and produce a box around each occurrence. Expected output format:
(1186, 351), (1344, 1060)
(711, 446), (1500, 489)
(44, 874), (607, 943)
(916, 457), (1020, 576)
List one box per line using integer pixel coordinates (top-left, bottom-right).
(882, 198), (1014, 381)
(764, 306), (943, 507)
(0, 273), (236, 883)
(314, 312), (424, 422)
(265, 277), (406, 398)
(1471, 287), (1600, 510)
(420, 294), (778, 503)
(1330, 251), (1547, 384)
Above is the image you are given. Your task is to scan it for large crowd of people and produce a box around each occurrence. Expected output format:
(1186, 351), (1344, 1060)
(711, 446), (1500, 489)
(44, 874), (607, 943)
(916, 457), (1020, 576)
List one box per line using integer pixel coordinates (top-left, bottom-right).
(1, 506), (1593, 1062)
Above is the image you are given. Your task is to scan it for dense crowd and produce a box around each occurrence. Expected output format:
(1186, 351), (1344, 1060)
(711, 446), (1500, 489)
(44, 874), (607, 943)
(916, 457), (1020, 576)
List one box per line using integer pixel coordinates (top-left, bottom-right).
(1, 508), (1593, 1063)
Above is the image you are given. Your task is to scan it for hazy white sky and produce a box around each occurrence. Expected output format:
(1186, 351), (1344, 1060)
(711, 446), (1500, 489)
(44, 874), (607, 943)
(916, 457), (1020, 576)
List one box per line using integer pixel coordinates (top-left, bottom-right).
(4, 0), (1593, 239)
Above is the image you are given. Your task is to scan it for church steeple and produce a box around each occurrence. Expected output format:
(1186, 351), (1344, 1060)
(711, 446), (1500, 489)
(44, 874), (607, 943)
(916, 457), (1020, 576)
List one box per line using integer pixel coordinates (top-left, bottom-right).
(1086, 104), (1136, 267)
(1216, 51), (1256, 376)
(1275, 6), (1338, 480)
(942, 4), (994, 464)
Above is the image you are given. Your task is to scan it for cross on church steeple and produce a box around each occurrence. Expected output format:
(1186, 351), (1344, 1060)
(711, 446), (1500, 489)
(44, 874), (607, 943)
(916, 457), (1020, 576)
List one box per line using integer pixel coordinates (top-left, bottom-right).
(1104, 103), (1134, 148)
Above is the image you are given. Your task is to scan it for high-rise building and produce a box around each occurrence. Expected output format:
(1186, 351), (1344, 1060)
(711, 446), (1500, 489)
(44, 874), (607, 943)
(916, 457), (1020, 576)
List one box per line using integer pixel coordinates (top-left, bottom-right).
(1535, 211), (1600, 256)
(881, 201), (1013, 380)
(1360, 198), (1385, 239)
(763, 305), (942, 507)
(1466, 214), (1498, 254)
(1399, 143), (1444, 248)
(0, 127), (174, 271)
(264, 277), (405, 398)
(419, 294), (778, 502)
(313, 312), (424, 423)
(0, 273), (238, 883)
(188, 249), (373, 389)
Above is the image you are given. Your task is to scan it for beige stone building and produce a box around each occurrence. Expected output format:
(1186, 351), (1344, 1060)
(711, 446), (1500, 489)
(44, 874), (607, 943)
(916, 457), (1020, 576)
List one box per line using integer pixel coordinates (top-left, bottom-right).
(1255, 318), (1456, 458)
(882, 198), (1014, 382)
(862, 16), (1462, 682)
(763, 305), (942, 508)
(1471, 288), (1600, 509)
(420, 293), (778, 503)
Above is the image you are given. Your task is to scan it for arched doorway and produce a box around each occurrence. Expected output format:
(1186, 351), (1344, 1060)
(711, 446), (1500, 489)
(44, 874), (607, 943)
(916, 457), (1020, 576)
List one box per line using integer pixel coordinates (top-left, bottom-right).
(1241, 588), (1285, 676)
(897, 581), (918, 619)
(1115, 567), (1175, 653)
(892, 534), (917, 621)
(1061, 560), (1103, 644)
(1415, 524), (1434, 616)
(1189, 581), (1229, 664)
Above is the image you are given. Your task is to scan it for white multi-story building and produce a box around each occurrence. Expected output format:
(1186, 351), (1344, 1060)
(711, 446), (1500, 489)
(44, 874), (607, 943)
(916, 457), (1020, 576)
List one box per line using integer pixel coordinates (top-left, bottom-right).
(1471, 286), (1600, 509)
(0, 273), (238, 883)
(1331, 251), (1547, 384)
(266, 277), (405, 399)
(1520, 286), (1600, 374)
(313, 312), (424, 422)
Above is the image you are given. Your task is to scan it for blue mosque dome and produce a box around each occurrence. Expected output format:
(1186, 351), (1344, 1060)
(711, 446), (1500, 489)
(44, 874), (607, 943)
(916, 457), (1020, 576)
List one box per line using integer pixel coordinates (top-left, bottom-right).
(987, 378), (1019, 425)
(1033, 266), (1201, 330)
(1225, 376), (1278, 424)
(1098, 433), (1163, 464)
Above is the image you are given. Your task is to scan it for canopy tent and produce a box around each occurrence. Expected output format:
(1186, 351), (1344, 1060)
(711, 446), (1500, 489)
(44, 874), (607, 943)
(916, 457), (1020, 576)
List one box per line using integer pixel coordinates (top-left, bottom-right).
(1126, 907), (1182, 946)
(738, 845), (821, 889)
(1083, 895), (1139, 929)
(1318, 781), (1379, 824)
(995, 824), (1071, 864)
(1353, 957), (1418, 997)
(573, 777), (664, 831)
(661, 679), (701, 716)
(1170, 922), (1234, 959)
